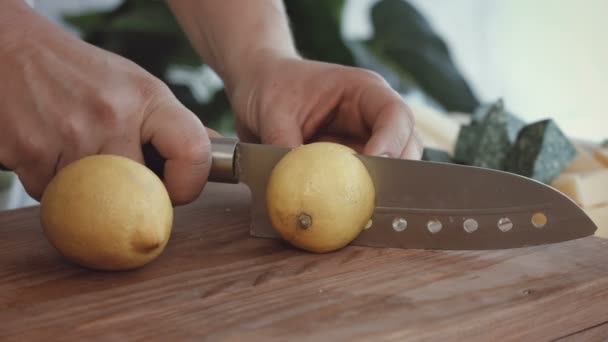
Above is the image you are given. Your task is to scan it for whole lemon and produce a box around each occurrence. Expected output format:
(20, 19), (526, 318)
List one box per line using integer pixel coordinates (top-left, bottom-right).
(266, 142), (375, 253)
(40, 155), (173, 271)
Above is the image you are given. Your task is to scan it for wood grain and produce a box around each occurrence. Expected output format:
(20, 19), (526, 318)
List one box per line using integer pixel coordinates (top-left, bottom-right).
(555, 321), (608, 341)
(1, 182), (608, 341)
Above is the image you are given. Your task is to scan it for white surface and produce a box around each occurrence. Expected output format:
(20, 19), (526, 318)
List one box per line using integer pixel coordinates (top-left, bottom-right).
(343, 0), (608, 142)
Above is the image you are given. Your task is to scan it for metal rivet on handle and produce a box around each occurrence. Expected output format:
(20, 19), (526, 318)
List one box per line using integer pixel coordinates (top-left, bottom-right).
(463, 218), (478, 233)
(498, 217), (513, 232)
(427, 219), (442, 234)
(392, 217), (407, 232)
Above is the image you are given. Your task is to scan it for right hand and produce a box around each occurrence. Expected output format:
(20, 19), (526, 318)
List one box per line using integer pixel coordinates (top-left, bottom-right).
(0, 3), (214, 204)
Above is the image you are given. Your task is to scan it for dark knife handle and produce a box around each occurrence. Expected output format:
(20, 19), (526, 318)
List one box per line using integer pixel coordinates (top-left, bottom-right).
(0, 137), (240, 184)
(142, 143), (165, 179)
(143, 137), (239, 184)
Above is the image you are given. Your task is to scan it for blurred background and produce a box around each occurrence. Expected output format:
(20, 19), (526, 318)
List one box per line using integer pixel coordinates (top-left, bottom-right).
(1, 0), (606, 210)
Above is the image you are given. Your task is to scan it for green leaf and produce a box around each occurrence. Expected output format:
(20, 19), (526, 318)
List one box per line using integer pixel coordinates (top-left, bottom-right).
(369, 0), (480, 113)
(347, 40), (419, 95)
(66, 1), (182, 35)
(64, 1), (199, 74)
(284, 0), (356, 66)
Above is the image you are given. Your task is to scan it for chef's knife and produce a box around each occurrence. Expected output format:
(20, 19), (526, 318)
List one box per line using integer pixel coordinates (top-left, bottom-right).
(185, 137), (596, 250)
(3, 137), (596, 250)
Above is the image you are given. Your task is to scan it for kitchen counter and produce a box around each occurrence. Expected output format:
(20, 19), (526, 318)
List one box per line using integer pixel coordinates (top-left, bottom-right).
(1, 182), (608, 341)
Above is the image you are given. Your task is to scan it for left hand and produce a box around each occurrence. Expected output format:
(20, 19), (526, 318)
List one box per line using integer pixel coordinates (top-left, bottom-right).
(227, 55), (423, 159)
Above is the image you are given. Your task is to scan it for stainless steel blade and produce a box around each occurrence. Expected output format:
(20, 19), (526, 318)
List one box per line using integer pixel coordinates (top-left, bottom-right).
(232, 141), (597, 250)
(234, 142), (290, 240)
(353, 155), (597, 249)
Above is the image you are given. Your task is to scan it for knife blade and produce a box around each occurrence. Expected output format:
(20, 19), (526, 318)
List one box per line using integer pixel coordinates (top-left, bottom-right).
(202, 137), (597, 250)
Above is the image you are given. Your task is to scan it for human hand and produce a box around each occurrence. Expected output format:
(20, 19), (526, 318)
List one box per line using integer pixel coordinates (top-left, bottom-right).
(0, 3), (214, 204)
(227, 54), (423, 159)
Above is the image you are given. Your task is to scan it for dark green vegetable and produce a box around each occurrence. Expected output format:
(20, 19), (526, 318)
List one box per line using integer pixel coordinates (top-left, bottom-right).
(284, 0), (353, 66)
(453, 125), (480, 165)
(505, 119), (576, 184)
(454, 101), (525, 169)
(471, 98), (504, 124)
(422, 148), (453, 164)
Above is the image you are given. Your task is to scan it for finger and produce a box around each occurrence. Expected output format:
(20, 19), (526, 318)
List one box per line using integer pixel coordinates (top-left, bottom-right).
(354, 77), (415, 158)
(99, 135), (145, 164)
(363, 101), (414, 158)
(15, 157), (57, 201)
(308, 133), (366, 153)
(260, 116), (303, 148)
(400, 129), (424, 160)
(141, 96), (211, 206)
(54, 136), (101, 172)
(235, 123), (260, 144)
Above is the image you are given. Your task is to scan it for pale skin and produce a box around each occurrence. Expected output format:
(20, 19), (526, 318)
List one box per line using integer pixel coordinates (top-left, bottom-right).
(0, 0), (422, 205)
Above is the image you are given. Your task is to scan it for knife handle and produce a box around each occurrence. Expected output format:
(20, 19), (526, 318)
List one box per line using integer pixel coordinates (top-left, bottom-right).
(143, 137), (239, 184)
(206, 137), (239, 184)
(0, 138), (239, 183)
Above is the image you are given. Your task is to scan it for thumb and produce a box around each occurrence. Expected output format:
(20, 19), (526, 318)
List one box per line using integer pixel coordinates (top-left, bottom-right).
(260, 117), (303, 148)
(141, 95), (211, 206)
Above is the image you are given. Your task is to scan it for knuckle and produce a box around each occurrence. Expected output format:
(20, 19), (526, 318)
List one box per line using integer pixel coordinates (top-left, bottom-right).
(17, 135), (45, 163)
(58, 117), (83, 147)
(91, 79), (165, 130)
(137, 77), (180, 118)
(138, 76), (171, 100)
(402, 103), (415, 127)
(395, 129), (410, 150)
(358, 68), (387, 84)
(386, 98), (415, 130)
(92, 91), (125, 129)
(178, 129), (209, 164)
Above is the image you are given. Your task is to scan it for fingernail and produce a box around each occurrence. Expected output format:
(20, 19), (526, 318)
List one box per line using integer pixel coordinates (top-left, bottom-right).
(379, 153), (391, 158)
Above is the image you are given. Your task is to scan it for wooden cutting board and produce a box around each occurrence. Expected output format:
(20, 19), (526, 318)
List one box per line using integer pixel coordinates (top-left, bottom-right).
(1, 182), (608, 341)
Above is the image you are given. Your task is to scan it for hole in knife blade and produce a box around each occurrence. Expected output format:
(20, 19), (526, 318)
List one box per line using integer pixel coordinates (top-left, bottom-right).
(531, 212), (547, 228)
(498, 217), (513, 232)
(392, 217), (407, 232)
(427, 220), (442, 234)
(463, 218), (478, 233)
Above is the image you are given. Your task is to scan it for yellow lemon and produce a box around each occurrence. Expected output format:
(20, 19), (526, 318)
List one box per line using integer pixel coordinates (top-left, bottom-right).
(40, 155), (173, 271)
(266, 142), (375, 253)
